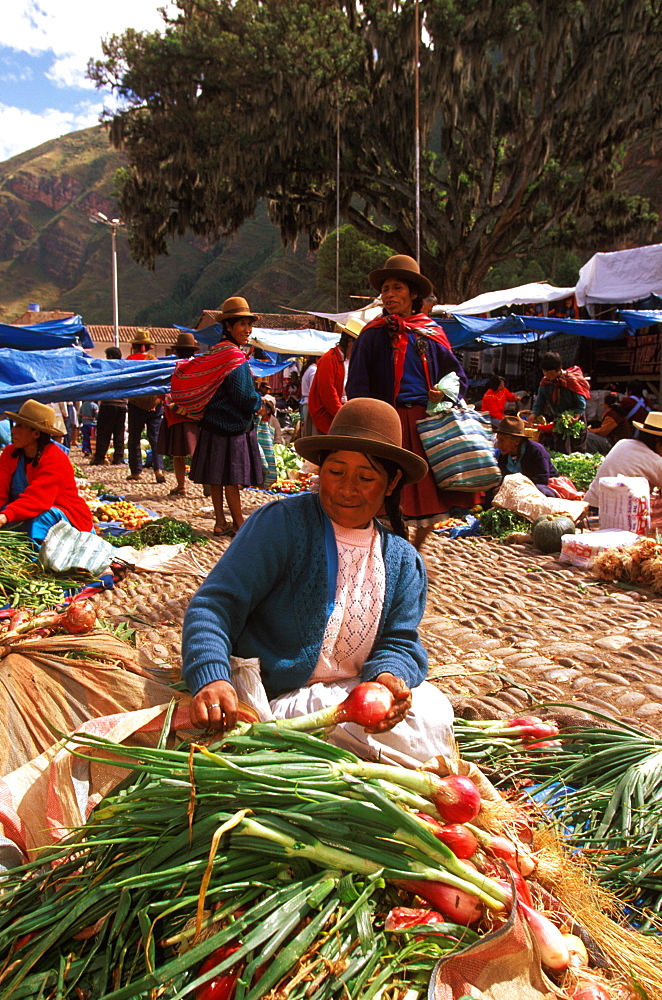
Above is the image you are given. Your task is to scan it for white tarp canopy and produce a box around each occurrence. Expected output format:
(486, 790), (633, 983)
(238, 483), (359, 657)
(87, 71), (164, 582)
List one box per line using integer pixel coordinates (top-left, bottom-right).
(444, 282), (575, 316)
(249, 327), (340, 356)
(306, 304), (383, 327)
(575, 243), (662, 307)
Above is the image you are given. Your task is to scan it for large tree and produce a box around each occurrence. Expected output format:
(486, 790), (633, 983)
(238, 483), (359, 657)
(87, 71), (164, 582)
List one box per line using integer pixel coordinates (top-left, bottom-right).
(90, 0), (661, 302)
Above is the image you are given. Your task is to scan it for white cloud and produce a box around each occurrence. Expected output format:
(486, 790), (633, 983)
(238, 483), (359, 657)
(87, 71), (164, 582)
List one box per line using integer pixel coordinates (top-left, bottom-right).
(4, 0), (177, 89)
(0, 100), (103, 162)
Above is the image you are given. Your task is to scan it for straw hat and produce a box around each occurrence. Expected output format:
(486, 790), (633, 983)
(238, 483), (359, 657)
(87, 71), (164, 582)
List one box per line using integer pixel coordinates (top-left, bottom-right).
(633, 412), (662, 436)
(262, 394), (277, 416)
(131, 328), (154, 347)
(496, 415), (528, 438)
(336, 316), (364, 339)
(174, 331), (199, 348)
(2, 399), (64, 437)
(367, 254), (433, 298)
(295, 398), (428, 485)
(219, 296), (256, 322)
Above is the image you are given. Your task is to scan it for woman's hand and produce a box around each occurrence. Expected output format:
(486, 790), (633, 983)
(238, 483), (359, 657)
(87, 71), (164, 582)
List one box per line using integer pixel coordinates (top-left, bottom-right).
(367, 672), (412, 732)
(427, 388), (446, 404)
(0, 514), (7, 527)
(189, 680), (238, 731)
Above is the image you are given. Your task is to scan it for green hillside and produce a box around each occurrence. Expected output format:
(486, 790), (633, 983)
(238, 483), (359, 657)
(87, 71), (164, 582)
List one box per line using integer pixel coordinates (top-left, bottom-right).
(0, 127), (320, 325)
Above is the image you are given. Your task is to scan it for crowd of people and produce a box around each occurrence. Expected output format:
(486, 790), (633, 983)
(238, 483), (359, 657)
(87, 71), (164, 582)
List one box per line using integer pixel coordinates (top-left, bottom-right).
(2, 251), (661, 757)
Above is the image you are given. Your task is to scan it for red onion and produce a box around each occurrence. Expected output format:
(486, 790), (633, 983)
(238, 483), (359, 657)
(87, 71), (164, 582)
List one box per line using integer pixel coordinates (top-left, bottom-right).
(415, 814), (478, 859)
(401, 879), (483, 926)
(482, 862), (533, 908)
(194, 944), (242, 1000)
(276, 681), (394, 732)
(384, 906), (445, 931)
(564, 933), (589, 968)
(431, 775), (482, 825)
(571, 984), (611, 1000)
(518, 900), (569, 970)
(61, 600), (97, 634)
(505, 715), (560, 740)
(467, 825), (536, 876)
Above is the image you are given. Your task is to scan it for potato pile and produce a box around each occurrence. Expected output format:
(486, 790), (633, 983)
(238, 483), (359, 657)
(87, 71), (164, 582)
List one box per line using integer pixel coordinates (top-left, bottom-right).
(93, 500), (155, 530)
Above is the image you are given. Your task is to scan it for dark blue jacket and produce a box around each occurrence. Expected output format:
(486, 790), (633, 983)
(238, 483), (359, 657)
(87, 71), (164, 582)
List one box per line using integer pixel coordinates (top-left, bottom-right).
(496, 438), (557, 486)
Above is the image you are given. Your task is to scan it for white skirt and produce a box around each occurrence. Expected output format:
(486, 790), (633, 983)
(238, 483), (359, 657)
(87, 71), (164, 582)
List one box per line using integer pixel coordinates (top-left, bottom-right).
(231, 659), (455, 769)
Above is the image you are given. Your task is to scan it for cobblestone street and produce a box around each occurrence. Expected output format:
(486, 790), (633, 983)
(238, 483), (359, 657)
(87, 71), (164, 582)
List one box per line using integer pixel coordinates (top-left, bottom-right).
(85, 453), (662, 736)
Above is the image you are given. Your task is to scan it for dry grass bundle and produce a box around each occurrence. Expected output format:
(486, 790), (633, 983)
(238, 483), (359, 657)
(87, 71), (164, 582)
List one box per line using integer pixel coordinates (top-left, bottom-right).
(593, 537), (662, 592)
(533, 826), (662, 999)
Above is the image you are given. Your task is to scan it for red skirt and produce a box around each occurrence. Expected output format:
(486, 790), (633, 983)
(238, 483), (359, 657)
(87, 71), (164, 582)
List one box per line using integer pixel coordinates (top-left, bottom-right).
(398, 404), (482, 526)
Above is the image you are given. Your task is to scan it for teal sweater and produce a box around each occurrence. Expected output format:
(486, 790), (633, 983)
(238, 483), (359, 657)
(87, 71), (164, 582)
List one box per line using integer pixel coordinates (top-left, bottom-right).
(182, 493), (428, 698)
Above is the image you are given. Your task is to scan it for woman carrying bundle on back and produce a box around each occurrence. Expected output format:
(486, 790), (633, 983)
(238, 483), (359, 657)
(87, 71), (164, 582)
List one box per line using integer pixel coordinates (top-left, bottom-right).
(169, 297), (263, 536)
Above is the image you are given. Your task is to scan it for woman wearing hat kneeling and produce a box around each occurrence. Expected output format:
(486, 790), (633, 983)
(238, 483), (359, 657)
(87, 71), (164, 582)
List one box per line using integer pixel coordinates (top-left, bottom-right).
(346, 254), (473, 551)
(0, 400), (93, 544)
(182, 398), (454, 767)
(494, 415), (558, 496)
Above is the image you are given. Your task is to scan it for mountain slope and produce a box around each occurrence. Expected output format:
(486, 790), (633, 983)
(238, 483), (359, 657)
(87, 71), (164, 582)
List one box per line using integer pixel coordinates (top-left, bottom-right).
(0, 126), (319, 325)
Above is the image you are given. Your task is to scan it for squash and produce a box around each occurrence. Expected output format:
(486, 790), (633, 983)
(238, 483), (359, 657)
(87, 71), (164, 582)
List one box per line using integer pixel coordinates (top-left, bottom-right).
(531, 514), (576, 554)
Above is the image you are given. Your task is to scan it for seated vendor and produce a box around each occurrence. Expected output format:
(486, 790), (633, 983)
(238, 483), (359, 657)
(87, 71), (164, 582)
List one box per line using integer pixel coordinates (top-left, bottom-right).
(495, 415), (558, 496)
(583, 411), (662, 509)
(0, 400), (94, 545)
(182, 397), (454, 767)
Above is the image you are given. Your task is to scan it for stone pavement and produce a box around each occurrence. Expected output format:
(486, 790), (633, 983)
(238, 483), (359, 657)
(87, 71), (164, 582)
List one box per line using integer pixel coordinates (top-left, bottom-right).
(80, 451), (662, 736)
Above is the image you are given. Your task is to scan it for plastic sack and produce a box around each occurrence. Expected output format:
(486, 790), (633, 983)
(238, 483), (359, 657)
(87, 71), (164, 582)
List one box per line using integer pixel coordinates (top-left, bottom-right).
(426, 371), (461, 414)
(598, 475), (650, 534)
(559, 529), (642, 569)
(492, 474), (588, 523)
(39, 520), (115, 577)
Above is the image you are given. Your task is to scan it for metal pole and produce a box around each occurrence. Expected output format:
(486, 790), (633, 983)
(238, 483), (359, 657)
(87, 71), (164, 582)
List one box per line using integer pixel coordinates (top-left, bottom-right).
(414, 0), (421, 265)
(111, 225), (119, 348)
(336, 108), (341, 314)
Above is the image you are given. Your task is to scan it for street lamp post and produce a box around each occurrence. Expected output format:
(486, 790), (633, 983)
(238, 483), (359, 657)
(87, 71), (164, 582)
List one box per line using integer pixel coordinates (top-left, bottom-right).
(89, 212), (125, 348)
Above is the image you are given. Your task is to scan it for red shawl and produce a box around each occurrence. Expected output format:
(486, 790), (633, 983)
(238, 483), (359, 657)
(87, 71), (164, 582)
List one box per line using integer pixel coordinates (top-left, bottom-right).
(169, 340), (247, 421)
(361, 313), (452, 399)
(540, 365), (591, 404)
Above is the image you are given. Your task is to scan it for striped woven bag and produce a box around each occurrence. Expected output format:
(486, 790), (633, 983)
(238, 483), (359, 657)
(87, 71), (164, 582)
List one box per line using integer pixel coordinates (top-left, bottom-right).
(416, 405), (502, 491)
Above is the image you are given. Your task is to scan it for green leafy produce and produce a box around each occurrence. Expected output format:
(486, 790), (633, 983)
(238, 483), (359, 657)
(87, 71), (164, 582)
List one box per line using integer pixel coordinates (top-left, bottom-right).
(550, 452), (602, 492)
(553, 410), (583, 438)
(479, 507), (531, 538)
(107, 516), (207, 549)
(0, 531), (87, 610)
(274, 442), (303, 480)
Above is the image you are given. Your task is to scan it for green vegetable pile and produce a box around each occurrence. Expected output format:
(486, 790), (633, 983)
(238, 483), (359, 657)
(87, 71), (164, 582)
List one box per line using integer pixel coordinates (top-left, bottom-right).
(479, 507), (531, 538)
(552, 410), (584, 438)
(106, 516), (207, 549)
(0, 531), (87, 610)
(549, 451), (602, 492)
(274, 442), (303, 480)
(0, 724), (485, 1000)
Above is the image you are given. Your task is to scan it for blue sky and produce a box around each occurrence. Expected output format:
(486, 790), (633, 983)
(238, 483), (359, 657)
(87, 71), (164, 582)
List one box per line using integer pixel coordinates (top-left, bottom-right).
(0, 1), (176, 163)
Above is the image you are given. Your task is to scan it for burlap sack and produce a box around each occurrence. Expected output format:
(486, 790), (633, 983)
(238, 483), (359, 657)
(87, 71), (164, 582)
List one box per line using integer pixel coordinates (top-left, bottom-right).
(492, 474), (588, 523)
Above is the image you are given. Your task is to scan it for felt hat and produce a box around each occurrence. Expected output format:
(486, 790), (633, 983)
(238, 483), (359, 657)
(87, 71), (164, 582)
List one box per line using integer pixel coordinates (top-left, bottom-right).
(2, 399), (64, 437)
(633, 411), (662, 436)
(174, 331), (199, 348)
(262, 394), (277, 416)
(219, 296), (256, 322)
(336, 316), (365, 339)
(131, 328), (154, 347)
(496, 415), (528, 438)
(295, 397), (428, 485)
(368, 254), (433, 299)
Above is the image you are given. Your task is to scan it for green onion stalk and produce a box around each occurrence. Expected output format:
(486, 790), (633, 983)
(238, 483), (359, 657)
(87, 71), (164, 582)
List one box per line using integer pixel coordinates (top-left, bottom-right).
(0, 723), (502, 998)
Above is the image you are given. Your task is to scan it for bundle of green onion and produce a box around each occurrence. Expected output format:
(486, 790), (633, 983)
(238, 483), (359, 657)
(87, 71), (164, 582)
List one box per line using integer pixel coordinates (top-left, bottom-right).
(456, 706), (662, 923)
(0, 724), (504, 1000)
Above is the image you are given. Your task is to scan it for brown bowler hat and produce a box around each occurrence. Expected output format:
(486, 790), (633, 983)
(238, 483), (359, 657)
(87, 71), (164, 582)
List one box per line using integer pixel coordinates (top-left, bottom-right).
(368, 254), (433, 299)
(131, 328), (154, 347)
(295, 397), (428, 485)
(496, 415), (528, 438)
(219, 296), (256, 322)
(173, 331), (199, 348)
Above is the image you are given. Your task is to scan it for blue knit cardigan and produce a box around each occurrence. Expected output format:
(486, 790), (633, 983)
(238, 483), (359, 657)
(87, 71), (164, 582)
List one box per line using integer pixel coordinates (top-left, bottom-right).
(182, 493), (429, 698)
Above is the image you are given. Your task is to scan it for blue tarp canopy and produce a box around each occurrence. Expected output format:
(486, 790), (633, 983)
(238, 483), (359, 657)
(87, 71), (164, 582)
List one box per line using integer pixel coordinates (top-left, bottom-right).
(617, 310), (662, 331)
(0, 345), (295, 409)
(0, 316), (94, 350)
(442, 312), (631, 350)
(174, 325), (296, 374)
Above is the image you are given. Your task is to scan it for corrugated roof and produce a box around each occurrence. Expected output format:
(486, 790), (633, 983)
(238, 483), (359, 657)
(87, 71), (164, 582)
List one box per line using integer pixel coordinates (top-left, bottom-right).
(195, 311), (328, 331)
(87, 326), (182, 346)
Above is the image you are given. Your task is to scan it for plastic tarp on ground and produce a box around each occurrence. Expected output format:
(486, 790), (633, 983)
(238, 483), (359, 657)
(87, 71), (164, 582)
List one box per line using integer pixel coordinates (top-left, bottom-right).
(448, 282), (576, 316)
(575, 243), (662, 307)
(0, 316), (94, 350)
